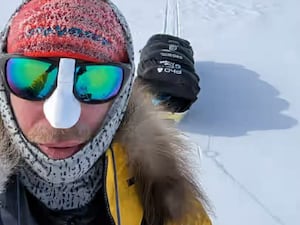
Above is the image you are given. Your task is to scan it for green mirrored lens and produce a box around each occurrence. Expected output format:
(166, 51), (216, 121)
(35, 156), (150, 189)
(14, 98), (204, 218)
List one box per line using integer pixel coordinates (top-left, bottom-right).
(75, 65), (123, 102)
(6, 58), (57, 100)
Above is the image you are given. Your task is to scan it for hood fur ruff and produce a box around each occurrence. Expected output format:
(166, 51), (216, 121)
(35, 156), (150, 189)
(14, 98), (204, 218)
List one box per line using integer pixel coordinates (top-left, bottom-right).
(0, 82), (210, 224)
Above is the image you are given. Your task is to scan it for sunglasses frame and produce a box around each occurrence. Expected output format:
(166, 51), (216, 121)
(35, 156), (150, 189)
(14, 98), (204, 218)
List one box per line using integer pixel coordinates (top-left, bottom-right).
(0, 53), (132, 104)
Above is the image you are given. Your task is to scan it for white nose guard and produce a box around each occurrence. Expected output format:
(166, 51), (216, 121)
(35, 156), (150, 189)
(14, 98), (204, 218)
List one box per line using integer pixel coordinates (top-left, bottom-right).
(43, 58), (81, 129)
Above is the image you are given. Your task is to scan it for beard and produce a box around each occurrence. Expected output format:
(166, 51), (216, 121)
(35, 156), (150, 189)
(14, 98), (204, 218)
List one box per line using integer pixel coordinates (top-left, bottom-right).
(26, 122), (93, 145)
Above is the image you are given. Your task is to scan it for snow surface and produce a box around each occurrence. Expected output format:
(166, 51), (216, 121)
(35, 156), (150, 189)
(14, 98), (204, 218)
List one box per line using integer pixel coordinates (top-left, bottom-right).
(1, 0), (299, 224)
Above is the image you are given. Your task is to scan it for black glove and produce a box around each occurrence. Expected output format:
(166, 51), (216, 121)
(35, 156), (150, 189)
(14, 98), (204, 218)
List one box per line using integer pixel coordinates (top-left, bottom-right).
(136, 34), (200, 113)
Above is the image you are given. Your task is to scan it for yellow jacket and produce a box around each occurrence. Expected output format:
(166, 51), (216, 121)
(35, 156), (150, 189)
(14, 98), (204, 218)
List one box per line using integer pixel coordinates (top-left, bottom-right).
(105, 143), (212, 225)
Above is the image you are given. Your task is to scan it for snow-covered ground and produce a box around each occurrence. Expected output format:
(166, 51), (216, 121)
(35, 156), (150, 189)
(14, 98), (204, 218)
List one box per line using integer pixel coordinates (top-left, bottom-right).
(114, 1), (300, 224)
(1, 0), (299, 225)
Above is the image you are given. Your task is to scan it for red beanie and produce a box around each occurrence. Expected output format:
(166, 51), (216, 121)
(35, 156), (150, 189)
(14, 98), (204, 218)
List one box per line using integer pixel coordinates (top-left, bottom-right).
(7, 0), (128, 63)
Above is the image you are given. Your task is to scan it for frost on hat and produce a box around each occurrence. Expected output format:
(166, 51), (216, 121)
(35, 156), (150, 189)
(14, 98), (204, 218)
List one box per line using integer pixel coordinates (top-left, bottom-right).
(7, 0), (128, 63)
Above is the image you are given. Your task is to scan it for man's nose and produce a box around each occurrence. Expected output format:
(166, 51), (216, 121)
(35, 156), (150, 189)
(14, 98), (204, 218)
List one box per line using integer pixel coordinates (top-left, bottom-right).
(43, 58), (81, 129)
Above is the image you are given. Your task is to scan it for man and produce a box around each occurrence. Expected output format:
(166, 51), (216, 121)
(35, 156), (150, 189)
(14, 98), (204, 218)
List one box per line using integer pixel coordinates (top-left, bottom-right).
(0, 0), (212, 224)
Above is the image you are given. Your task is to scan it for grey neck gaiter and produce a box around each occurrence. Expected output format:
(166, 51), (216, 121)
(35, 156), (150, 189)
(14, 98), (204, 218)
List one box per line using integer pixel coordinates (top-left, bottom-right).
(19, 156), (104, 210)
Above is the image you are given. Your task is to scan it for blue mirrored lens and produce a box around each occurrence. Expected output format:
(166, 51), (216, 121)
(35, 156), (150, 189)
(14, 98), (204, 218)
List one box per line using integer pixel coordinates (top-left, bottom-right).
(6, 58), (57, 100)
(75, 65), (123, 102)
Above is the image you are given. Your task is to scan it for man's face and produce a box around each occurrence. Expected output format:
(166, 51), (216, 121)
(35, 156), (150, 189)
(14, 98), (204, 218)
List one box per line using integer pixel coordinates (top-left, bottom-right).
(10, 88), (111, 160)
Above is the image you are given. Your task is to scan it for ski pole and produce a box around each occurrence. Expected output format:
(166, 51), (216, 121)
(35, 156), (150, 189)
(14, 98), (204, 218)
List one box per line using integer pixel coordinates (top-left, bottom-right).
(163, 0), (181, 37)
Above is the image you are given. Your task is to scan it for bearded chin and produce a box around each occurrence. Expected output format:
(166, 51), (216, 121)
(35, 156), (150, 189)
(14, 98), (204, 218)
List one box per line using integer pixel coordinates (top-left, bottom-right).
(0, 120), (94, 193)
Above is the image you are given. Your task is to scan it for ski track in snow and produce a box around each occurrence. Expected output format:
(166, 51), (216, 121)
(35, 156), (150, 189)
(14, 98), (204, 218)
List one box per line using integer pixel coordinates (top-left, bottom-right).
(181, 0), (279, 23)
(177, 1), (287, 224)
(202, 136), (286, 225)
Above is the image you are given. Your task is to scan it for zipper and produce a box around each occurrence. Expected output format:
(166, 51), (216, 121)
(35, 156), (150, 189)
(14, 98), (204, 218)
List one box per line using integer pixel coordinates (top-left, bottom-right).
(103, 150), (116, 225)
(110, 147), (121, 225)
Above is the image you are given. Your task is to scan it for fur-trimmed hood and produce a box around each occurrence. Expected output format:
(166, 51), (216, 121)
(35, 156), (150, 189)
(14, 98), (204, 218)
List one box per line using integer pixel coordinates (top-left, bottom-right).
(112, 83), (210, 224)
(0, 82), (210, 224)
